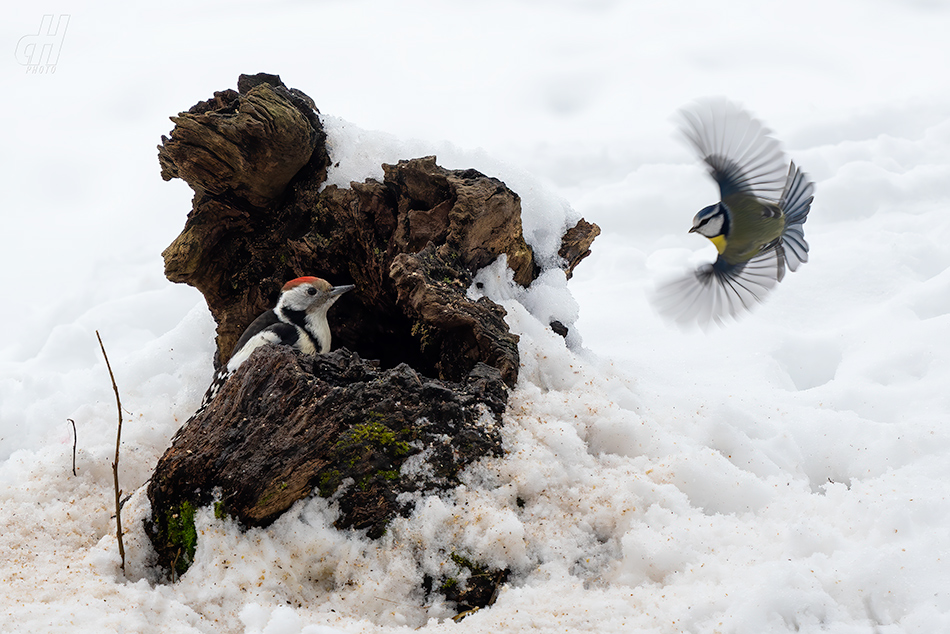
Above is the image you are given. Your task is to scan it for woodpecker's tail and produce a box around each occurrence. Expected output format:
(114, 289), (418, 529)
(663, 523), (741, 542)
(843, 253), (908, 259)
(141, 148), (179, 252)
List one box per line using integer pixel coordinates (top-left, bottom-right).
(188, 368), (232, 420)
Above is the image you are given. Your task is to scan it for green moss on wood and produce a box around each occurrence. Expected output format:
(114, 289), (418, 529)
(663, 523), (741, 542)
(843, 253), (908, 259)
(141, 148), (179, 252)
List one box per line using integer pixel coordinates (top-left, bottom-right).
(317, 469), (341, 497)
(335, 419), (411, 463)
(315, 418), (413, 499)
(165, 500), (198, 577)
(440, 577), (458, 592)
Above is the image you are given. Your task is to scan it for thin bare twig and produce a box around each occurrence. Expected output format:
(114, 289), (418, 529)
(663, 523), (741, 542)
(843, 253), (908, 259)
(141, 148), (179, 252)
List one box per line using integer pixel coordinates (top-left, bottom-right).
(67, 419), (77, 476)
(96, 330), (126, 575)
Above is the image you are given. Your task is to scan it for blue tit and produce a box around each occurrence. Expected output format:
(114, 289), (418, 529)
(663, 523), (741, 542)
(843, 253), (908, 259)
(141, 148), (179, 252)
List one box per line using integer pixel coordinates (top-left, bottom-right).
(653, 99), (815, 327)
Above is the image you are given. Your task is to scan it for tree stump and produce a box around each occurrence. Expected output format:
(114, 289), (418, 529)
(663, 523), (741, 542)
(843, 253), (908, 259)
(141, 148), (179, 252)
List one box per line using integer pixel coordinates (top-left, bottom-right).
(147, 346), (507, 576)
(147, 73), (600, 611)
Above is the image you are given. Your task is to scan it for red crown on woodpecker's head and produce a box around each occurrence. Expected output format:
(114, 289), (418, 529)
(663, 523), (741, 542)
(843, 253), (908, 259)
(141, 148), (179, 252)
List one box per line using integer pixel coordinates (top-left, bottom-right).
(281, 276), (324, 292)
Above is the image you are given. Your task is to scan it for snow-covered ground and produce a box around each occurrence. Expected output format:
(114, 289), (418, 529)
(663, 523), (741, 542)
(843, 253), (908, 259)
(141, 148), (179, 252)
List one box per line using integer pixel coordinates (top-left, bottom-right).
(3, 1), (950, 632)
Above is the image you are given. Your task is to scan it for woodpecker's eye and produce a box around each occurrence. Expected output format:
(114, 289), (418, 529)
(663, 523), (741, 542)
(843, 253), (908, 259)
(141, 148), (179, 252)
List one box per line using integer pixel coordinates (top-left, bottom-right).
(307, 287), (317, 296)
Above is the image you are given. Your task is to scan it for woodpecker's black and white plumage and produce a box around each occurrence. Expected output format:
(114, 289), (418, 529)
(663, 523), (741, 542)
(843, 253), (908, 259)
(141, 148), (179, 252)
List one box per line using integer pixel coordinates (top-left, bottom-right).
(196, 276), (354, 413)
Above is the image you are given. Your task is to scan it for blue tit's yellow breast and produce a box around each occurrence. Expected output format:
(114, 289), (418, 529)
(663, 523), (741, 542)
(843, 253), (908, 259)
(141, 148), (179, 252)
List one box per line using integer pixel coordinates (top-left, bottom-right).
(709, 234), (727, 254)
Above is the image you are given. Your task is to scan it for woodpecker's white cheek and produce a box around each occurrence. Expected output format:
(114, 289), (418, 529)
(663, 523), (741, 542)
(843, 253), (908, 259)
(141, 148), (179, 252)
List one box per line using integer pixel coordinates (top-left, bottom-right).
(283, 288), (312, 312)
(226, 331), (281, 373)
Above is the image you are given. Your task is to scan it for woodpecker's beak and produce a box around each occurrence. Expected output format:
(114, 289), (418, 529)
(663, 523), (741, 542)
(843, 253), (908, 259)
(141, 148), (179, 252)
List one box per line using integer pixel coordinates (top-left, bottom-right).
(330, 284), (355, 297)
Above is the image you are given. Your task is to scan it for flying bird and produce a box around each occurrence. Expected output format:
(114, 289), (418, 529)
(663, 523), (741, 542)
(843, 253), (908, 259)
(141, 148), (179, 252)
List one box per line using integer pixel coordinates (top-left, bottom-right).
(653, 99), (814, 327)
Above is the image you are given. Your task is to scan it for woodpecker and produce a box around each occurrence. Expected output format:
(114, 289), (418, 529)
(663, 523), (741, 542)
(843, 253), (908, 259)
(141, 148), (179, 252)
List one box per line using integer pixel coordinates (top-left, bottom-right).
(196, 276), (354, 413)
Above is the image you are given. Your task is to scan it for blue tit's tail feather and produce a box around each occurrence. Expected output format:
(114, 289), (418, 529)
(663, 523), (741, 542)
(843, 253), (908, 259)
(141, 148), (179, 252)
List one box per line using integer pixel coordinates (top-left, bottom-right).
(779, 161), (814, 272)
(679, 99), (788, 202)
(653, 249), (782, 328)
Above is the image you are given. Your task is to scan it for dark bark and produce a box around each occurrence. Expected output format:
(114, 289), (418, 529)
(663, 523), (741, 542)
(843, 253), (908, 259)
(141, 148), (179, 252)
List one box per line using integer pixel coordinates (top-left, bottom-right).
(559, 218), (601, 279)
(147, 347), (506, 570)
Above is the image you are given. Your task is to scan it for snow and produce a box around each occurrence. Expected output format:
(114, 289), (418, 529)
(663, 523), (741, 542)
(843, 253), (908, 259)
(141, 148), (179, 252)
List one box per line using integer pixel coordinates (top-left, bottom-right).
(3, 1), (950, 632)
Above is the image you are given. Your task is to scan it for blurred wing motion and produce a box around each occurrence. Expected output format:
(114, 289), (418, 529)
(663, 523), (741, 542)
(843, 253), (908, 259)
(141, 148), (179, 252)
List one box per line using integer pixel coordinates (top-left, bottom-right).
(679, 99), (787, 203)
(652, 248), (782, 328)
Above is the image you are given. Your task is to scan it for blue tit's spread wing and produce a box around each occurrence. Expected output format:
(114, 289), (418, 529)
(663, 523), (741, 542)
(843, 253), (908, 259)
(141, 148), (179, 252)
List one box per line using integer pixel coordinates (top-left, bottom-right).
(652, 247), (784, 328)
(679, 99), (787, 203)
(778, 161), (815, 272)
